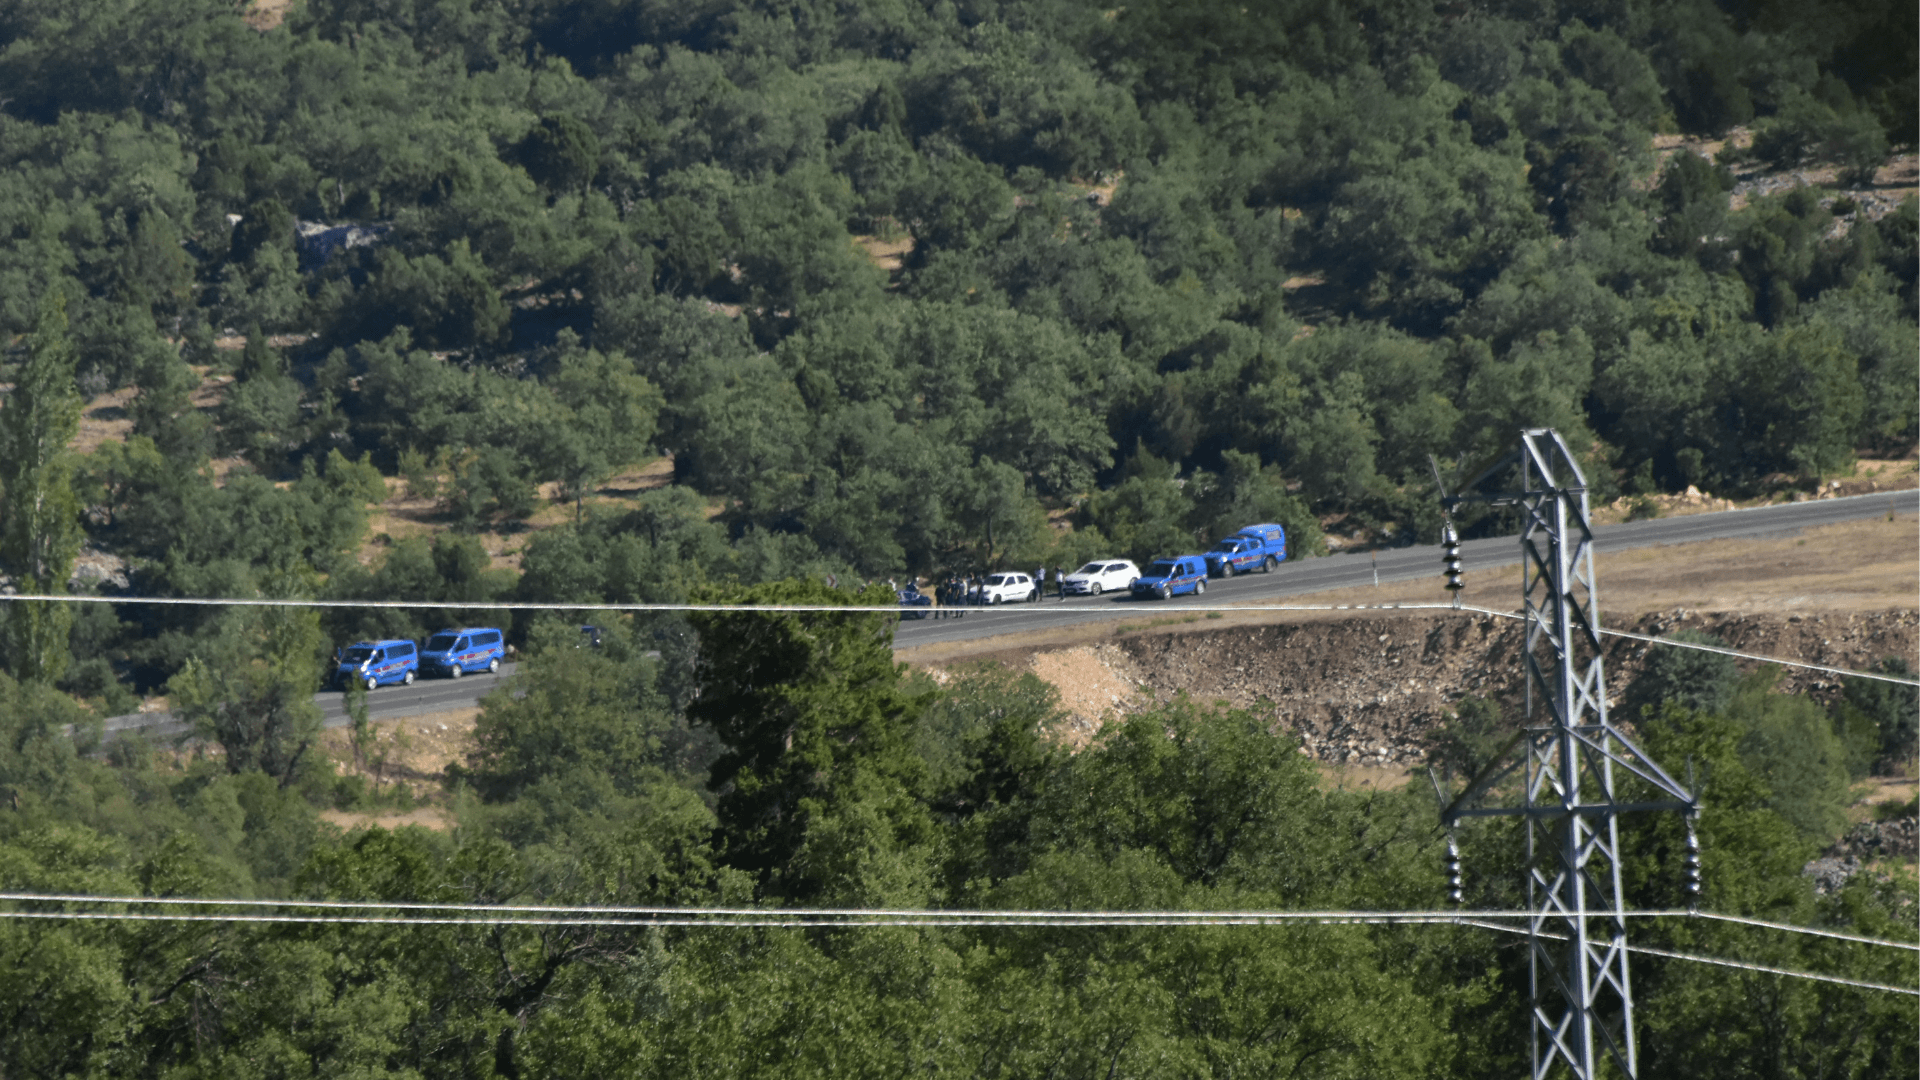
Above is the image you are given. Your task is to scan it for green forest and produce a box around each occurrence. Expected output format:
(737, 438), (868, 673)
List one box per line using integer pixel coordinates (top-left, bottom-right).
(0, 0), (1915, 1075)
(3, 590), (1918, 1077)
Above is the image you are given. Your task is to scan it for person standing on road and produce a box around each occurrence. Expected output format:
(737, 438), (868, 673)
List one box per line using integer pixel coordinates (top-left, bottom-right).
(1056, 566), (1068, 600)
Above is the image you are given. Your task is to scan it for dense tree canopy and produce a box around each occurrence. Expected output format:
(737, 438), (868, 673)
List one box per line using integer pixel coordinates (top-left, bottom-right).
(0, 2), (1913, 1074)
(0, 0), (1906, 619)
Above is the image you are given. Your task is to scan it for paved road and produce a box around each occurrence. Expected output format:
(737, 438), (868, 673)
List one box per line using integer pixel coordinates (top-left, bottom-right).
(312, 665), (521, 727)
(891, 488), (1919, 651)
(100, 664), (521, 743)
(99, 488), (1912, 741)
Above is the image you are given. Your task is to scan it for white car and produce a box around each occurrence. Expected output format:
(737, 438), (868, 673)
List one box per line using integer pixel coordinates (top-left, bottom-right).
(974, 571), (1039, 604)
(1060, 559), (1140, 596)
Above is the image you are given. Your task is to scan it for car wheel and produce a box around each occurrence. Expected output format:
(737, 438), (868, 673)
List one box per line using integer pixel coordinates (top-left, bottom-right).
(449, 664), (463, 679)
(365, 675), (379, 691)
(488, 658), (500, 674)
(1263, 556), (1276, 573)
(1089, 582), (1101, 596)
(1195, 579), (1206, 596)
(1222, 562), (1234, 577)
(403, 670), (415, 686)
(1159, 585), (1171, 600)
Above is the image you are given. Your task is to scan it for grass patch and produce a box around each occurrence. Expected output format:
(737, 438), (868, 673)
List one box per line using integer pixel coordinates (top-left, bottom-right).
(1113, 615), (1203, 634)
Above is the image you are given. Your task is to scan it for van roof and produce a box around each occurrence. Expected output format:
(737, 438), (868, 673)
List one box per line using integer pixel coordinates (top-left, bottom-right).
(350, 638), (415, 648)
(430, 627), (500, 635)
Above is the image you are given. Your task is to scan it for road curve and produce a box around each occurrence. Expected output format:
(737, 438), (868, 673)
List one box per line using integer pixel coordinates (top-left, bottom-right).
(99, 488), (1913, 741)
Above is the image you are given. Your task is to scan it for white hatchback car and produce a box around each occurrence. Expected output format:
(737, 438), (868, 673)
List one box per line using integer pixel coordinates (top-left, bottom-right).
(975, 571), (1039, 604)
(1060, 559), (1141, 596)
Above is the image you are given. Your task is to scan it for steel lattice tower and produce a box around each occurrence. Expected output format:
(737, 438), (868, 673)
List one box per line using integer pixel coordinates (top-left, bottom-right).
(1441, 429), (1698, 1080)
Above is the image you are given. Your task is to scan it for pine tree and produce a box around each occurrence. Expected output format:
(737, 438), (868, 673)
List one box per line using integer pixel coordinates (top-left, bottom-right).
(0, 295), (83, 683)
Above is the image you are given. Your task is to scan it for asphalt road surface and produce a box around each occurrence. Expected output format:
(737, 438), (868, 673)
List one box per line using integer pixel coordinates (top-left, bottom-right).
(99, 663), (522, 743)
(890, 488), (1919, 651)
(98, 488), (1912, 742)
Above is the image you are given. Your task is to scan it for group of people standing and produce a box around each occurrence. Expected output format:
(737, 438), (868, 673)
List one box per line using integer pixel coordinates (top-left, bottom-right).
(904, 568), (1075, 618)
(1038, 566), (1071, 601)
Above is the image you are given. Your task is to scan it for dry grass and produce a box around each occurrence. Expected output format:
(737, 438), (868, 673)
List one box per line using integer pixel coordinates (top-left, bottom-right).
(853, 233), (915, 278)
(355, 456), (689, 571)
(70, 387), (137, 455)
(899, 512), (1920, 667)
(1651, 126), (1755, 168)
(315, 707), (478, 831)
(244, 0), (294, 32)
(1594, 511), (1917, 618)
(320, 806), (455, 831)
(904, 511), (1918, 793)
(1067, 173), (1122, 208)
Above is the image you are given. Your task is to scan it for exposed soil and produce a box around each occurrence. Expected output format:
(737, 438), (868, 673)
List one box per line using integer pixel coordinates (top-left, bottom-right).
(904, 514), (1920, 772)
(244, 0), (294, 32)
(945, 607), (1915, 773)
(71, 387), (137, 455)
(854, 230), (915, 281)
(315, 707), (477, 831)
(355, 454), (689, 572)
(319, 806), (455, 832)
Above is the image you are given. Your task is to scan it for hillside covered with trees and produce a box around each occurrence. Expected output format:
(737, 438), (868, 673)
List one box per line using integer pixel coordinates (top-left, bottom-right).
(0, 0), (1907, 704)
(0, 1), (1914, 1075)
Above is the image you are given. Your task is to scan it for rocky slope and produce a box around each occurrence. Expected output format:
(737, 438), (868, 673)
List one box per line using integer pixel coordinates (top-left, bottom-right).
(982, 609), (1918, 766)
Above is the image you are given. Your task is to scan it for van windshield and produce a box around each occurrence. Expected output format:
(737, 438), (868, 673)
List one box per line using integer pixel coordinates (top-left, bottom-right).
(1148, 562), (1179, 576)
(1210, 540), (1240, 553)
(426, 635), (458, 651)
(341, 647), (374, 663)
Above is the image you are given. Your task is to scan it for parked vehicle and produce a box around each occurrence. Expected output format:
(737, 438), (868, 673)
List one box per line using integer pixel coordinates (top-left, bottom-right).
(1204, 523), (1288, 577)
(1060, 559), (1140, 596)
(421, 627), (506, 678)
(1129, 555), (1210, 600)
(579, 625), (602, 648)
(898, 583), (933, 619)
(974, 571), (1039, 604)
(334, 639), (419, 690)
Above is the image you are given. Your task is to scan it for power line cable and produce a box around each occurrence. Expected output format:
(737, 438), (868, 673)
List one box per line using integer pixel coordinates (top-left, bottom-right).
(1462, 919), (1918, 997)
(0, 893), (1533, 923)
(5, 592), (1909, 685)
(1450, 603), (1920, 686)
(0, 593), (1467, 616)
(6, 905), (1911, 994)
(1672, 910), (1920, 952)
(4, 894), (1915, 951)
(1623, 940), (1918, 997)
(0, 910), (1496, 929)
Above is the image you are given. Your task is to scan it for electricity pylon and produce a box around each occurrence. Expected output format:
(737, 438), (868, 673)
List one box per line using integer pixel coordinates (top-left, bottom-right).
(1437, 429), (1699, 1080)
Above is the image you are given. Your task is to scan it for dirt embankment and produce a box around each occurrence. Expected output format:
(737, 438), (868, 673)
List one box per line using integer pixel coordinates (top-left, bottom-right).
(950, 609), (1917, 767)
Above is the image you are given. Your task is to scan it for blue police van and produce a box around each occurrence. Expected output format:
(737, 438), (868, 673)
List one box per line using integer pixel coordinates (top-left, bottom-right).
(1204, 522), (1287, 577)
(421, 627), (506, 678)
(334, 639), (419, 690)
(1129, 555), (1210, 600)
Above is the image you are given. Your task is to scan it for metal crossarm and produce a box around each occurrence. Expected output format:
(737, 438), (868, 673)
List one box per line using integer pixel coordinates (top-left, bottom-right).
(1439, 429), (1698, 1080)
